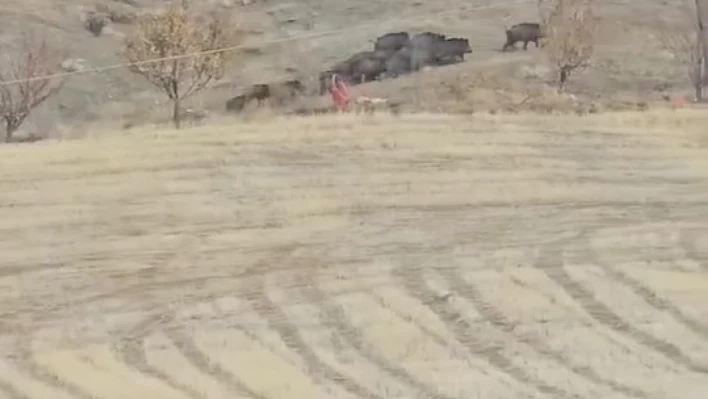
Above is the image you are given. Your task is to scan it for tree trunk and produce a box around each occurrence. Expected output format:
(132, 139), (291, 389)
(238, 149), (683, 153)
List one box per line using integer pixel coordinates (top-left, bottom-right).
(4, 120), (17, 143)
(701, 52), (707, 88)
(558, 67), (569, 92)
(172, 97), (181, 129)
(169, 65), (182, 129)
(696, 0), (708, 89)
(696, 81), (703, 102)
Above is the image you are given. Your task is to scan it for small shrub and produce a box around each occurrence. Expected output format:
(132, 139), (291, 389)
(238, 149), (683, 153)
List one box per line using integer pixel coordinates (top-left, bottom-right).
(85, 12), (107, 36)
(538, 0), (598, 92)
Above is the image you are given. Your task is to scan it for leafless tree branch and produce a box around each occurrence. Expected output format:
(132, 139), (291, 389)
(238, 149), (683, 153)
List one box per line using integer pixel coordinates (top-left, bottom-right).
(0, 32), (65, 143)
(659, 4), (705, 101)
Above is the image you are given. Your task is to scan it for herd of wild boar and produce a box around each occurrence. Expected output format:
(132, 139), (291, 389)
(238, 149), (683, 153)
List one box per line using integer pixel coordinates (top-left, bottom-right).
(225, 22), (544, 112)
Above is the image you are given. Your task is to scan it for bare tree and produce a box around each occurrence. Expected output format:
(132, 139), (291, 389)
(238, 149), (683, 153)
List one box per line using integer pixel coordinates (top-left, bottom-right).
(122, 4), (241, 128)
(0, 32), (65, 143)
(538, 0), (597, 92)
(695, 0), (708, 92)
(659, 2), (706, 101)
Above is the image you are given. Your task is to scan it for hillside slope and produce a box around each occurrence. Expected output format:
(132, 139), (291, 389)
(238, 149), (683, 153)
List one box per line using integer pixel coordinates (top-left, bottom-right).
(0, 0), (692, 134)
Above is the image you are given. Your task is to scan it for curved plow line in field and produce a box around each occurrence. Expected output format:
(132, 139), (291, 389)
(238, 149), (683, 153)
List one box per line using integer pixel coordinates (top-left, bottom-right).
(444, 267), (650, 399)
(564, 262), (708, 365)
(618, 263), (708, 328)
(0, 359), (74, 399)
(282, 259), (472, 399)
(262, 292), (416, 398)
(142, 332), (237, 399)
(281, 269), (440, 399)
(10, 233), (708, 399)
(10, 341), (96, 399)
(33, 345), (192, 399)
(247, 275), (389, 399)
(536, 244), (708, 375)
(393, 264), (568, 398)
(585, 227), (708, 340)
(333, 291), (525, 398)
(164, 328), (267, 399)
(115, 338), (204, 399)
(451, 261), (701, 399)
(193, 328), (343, 399)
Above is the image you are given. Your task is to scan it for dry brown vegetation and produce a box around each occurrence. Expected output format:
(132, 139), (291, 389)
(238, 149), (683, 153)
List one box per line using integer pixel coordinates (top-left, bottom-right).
(538, 0), (597, 92)
(122, 3), (241, 128)
(0, 110), (707, 398)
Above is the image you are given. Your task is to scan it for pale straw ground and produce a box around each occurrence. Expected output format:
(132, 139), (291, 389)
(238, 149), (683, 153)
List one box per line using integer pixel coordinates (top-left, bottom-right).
(0, 110), (707, 399)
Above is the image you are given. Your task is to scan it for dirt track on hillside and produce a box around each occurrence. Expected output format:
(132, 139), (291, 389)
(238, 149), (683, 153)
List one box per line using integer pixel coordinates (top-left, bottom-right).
(0, 113), (706, 399)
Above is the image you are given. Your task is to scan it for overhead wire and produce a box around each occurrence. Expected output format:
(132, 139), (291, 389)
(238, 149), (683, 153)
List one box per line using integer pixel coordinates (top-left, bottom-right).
(0, 0), (529, 86)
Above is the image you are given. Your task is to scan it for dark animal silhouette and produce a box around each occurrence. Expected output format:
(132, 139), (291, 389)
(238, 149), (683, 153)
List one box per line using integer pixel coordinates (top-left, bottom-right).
(329, 51), (387, 85)
(272, 79), (306, 98)
(330, 58), (355, 78)
(385, 47), (412, 78)
(321, 30), (470, 88)
(374, 32), (410, 56)
(413, 31), (446, 43)
(435, 37), (472, 65)
(502, 22), (544, 51)
(225, 95), (248, 113)
(283, 79), (306, 93)
(349, 53), (387, 83)
(85, 12), (106, 36)
(268, 79), (307, 106)
(325, 52), (368, 83)
(409, 32), (447, 71)
(226, 79), (305, 112)
(245, 84), (271, 105)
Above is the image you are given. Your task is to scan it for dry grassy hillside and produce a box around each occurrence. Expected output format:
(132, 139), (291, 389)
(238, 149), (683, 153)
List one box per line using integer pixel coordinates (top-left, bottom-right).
(0, 110), (707, 398)
(1, 0), (707, 396)
(0, 0), (698, 136)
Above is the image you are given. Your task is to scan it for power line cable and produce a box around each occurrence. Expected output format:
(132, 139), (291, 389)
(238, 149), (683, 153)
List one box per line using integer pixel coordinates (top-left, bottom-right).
(0, 1), (526, 86)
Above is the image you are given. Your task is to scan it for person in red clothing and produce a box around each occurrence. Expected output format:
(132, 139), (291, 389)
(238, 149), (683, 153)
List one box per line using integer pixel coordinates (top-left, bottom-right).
(329, 74), (350, 112)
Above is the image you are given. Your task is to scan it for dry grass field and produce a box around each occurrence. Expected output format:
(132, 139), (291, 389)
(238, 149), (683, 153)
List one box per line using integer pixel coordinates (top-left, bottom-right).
(0, 110), (707, 398)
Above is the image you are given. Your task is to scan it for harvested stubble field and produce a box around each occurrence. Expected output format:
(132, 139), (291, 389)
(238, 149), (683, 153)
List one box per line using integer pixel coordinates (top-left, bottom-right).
(0, 110), (708, 399)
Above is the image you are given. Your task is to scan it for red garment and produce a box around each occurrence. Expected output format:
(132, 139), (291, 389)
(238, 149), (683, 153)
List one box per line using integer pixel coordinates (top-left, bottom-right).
(330, 74), (350, 111)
